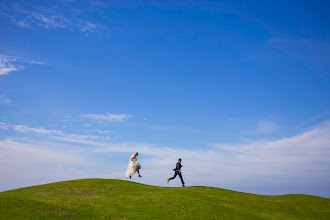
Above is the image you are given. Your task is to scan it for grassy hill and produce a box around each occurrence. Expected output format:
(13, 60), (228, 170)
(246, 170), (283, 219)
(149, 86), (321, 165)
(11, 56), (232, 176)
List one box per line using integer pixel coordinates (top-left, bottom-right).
(0, 179), (329, 219)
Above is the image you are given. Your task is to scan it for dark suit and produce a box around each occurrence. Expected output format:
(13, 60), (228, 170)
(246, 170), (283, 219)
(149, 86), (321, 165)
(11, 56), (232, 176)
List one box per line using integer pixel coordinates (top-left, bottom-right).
(169, 162), (185, 185)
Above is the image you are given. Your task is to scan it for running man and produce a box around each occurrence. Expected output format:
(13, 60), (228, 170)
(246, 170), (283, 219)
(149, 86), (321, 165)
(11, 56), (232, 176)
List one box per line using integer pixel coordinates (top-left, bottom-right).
(167, 158), (185, 187)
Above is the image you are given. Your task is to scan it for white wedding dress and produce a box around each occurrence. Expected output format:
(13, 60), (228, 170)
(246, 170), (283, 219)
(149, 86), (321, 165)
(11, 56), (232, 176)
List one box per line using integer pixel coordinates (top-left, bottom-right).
(125, 152), (141, 179)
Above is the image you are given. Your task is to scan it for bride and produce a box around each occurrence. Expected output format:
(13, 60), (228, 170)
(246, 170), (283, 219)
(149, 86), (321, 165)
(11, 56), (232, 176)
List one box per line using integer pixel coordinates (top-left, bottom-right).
(125, 152), (142, 179)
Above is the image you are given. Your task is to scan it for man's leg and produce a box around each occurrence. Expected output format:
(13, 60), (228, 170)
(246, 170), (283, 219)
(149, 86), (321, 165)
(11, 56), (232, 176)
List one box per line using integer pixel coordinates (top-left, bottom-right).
(178, 172), (185, 186)
(168, 172), (177, 181)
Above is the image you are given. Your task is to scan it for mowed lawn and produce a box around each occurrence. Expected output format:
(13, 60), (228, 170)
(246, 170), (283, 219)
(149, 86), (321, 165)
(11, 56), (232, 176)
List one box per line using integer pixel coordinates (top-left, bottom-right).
(0, 179), (329, 219)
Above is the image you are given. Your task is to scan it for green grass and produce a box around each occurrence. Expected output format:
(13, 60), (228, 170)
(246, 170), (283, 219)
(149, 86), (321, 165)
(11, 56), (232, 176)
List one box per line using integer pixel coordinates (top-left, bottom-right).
(0, 179), (329, 219)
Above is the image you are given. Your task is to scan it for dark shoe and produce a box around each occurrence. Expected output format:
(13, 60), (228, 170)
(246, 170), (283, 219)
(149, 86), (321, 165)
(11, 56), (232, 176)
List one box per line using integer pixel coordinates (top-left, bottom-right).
(129, 176), (131, 179)
(182, 184), (185, 187)
(139, 175), (142, 178)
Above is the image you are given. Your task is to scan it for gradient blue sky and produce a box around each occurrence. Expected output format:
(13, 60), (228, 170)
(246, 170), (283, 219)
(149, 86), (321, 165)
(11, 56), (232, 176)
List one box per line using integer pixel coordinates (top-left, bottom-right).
(1, 0), (330, 197)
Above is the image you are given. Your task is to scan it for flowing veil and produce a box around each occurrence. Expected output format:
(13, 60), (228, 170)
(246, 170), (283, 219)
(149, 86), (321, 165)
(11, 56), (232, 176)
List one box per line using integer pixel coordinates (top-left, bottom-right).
(125, 152), (141, 179)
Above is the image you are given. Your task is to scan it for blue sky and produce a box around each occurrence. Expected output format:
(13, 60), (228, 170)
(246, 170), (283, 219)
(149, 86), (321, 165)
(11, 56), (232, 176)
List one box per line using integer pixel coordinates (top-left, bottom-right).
(0, 0), (330, 197)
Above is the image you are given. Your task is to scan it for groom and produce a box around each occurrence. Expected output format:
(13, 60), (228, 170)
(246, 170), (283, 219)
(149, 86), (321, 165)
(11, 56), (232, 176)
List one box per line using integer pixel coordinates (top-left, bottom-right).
(167, 158), (185, 187)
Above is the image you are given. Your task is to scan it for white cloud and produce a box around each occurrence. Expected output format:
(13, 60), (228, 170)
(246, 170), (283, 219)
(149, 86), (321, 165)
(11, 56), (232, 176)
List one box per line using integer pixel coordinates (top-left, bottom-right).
(0, 54), (46, 76)
(24, 60), (47, 65)
(0, 122), (8, 129)
(0, 138), (81, 165)
(0, 67), (20, 75)
(0, 122), (109, 142)
(0, 94), (11, 104)
(13, 19), (31, 28)
(0, 138), (89, 192)
(80, 22), (98, 32)
(32, 11), (69, 29)
(0, 55), (22, 76)
(12, 124), (63, 135)
(8, 3), (70, 29)
(94, 129), (112, 134)
(2, 3), (104, 35)
(82, 113), (132, 122)
(213, 121), (330, 178)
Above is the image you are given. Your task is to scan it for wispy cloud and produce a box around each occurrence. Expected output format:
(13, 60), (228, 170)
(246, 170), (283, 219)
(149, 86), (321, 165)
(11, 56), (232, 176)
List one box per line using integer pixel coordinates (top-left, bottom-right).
(94, 129), (112, 134)
(0, 138), (88, 192)
(2, 2), (104, 35)
(0, 122), (110, 143)
(0, 55), (22, 76)
(79, 21), (99, 33)
(82, 113), (132, 122)
(12, 124), (63, 135)
(31, 10), (69, 29)
(0, 94), (11, 104)
(0, 54), (46, 76)
(214, 120), (330, 166)
(0, 122), (8, 129)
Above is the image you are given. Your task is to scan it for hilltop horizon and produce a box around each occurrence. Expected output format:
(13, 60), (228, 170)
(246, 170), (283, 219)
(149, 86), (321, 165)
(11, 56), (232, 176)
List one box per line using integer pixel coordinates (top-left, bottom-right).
(1, 179), (329, 219)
